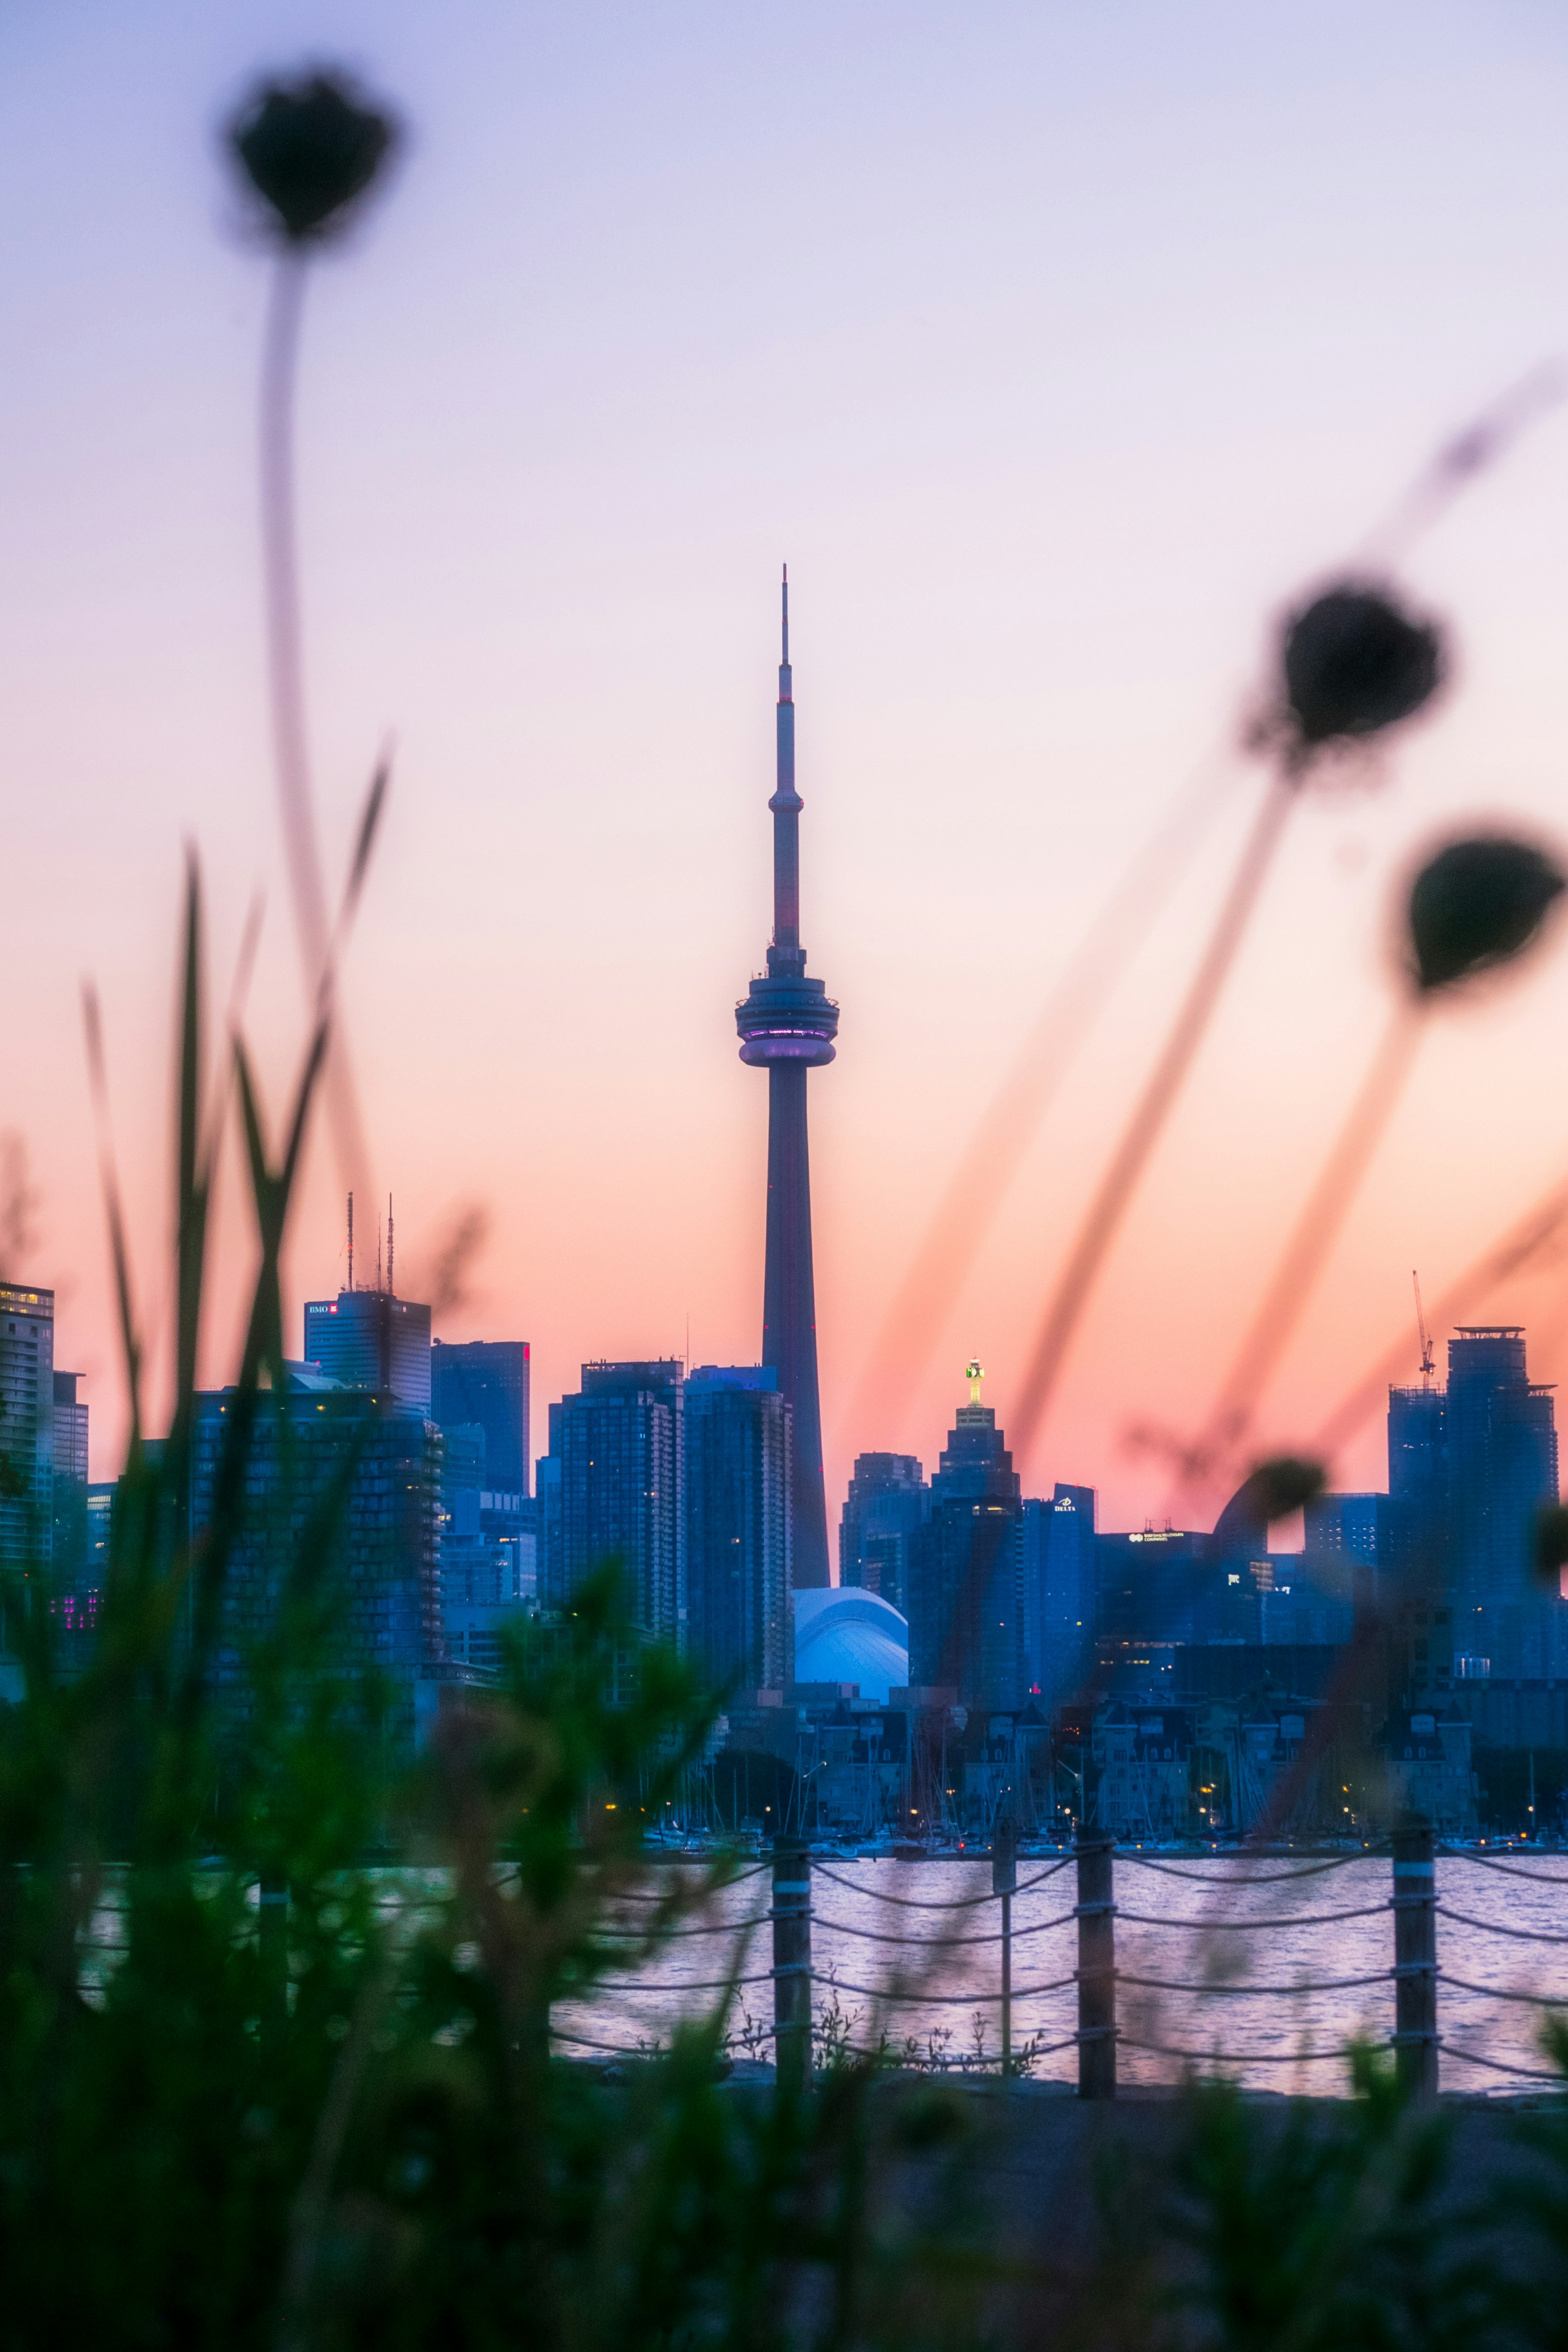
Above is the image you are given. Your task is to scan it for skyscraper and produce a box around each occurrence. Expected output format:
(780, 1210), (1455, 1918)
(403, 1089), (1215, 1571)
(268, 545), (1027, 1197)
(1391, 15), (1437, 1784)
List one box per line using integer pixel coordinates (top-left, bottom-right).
(0, 1283), (54, 1567)
(1445, 1328), (1558, 1606)
(735, 572), (838, 1588)
(1385, 1329), (1559, 1611)
(839, 1452), (928, 1612)
(51, 1370), (87, 1487)
(1303, 1490), (1382, 1567)
(545, 1360), (684, 1642)
(684, 1365), (791, 1693)
(50, 1370), (89, 1586)
(906, 1370), (1023, 1706)
(430, 1338), (531, 1495)
(190, 1370), (446, 1732)
(1385, 1380), (1449, 1596)
(1021, 1481), (1097, 1704)
(304, 1288), (432, 1413)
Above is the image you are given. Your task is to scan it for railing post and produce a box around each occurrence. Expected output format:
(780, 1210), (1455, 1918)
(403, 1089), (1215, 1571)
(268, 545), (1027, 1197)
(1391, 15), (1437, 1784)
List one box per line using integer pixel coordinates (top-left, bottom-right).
(993, 1815), (1017, 2086)
(772, 1836), (812, 2095)
(1392, 1813), (1438, 2104)
(1076, 1829), (1117, 2099)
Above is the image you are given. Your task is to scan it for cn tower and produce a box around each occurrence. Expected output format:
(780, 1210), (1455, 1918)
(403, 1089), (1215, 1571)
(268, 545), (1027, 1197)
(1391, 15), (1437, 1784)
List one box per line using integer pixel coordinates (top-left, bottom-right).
(735, 569), (838, 1588)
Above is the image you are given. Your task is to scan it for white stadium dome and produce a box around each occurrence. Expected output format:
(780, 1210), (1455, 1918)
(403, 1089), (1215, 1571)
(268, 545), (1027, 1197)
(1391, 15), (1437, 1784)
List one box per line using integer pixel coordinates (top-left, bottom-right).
(792, 1587), (909, 1705)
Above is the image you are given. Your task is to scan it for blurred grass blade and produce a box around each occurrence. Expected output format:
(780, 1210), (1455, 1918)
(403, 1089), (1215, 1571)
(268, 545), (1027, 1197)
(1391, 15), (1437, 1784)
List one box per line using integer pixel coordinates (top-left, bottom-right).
(81, 980), (143, 1456)
(340, 746), (389, 939)
(174, 854), (209, 1426)
(182, 1017), (331, 1713)
(1178, 1000), (1423, 1508)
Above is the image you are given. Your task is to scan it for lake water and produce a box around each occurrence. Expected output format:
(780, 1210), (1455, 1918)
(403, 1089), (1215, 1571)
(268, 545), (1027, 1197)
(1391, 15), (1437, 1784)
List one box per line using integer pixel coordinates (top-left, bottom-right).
(552, 1848), (1568, 2095)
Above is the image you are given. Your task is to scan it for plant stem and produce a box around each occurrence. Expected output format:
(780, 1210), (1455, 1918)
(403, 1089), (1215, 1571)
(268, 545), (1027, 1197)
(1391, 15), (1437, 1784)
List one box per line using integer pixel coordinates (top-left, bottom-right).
(260, 254), (329, 985)
(1181, 996), (1424, 1506)
(259, 252), (374, 1195)
(1013, 769), (1297, 1465)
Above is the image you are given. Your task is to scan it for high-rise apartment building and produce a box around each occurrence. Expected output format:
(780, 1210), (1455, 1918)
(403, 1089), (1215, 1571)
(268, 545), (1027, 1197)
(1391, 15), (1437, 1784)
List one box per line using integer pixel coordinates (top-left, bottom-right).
(437, 1419), (534, 1609)
(50, 1369), (89, 1585)
(544, 1361), (684, 1643)
(1385, 1329), (1558, 1610)
(190, 1370), (445, 1726)
(1021, 1482), (1096, 1704)
(437, 1414), (535, 1675)
(0, 1283), (54, 1567)
(839, 1453), (928, 1612)
(1303, 1490), (1382, 1566)
(430, 1338), (530, 1496)
(1385, 1382), (1449, 1596)
(438, 1421), (487, 1589)
(536, 1453), (562, 1600)
(683, 1366), (790, 1692)
(304, 1289), (432, 1413)
(906, 1376), (1023, 1706)
(51, 1370), (87, 1486)
(1446, 1328), (1558, 1605)
(1094, 1527), (1201, 1656)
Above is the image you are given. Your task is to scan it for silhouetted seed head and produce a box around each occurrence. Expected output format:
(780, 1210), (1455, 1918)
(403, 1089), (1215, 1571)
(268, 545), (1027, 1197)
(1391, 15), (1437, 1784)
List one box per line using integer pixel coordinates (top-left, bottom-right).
(1210, 1454), (1325, 1555)
(1407, 833), (1566, 993)
(228, 70), (398, 246)
(1243, 1455), (1326, 1522)
(1280, 583), (1444, 752)
(1536, 1503), (1568, 1587)
(1542, 1515), (1568, 1589)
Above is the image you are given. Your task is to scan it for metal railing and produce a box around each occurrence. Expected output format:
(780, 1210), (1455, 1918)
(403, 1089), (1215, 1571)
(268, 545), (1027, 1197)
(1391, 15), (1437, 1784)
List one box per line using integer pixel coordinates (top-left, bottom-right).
(550, 1820), (1568, 2098)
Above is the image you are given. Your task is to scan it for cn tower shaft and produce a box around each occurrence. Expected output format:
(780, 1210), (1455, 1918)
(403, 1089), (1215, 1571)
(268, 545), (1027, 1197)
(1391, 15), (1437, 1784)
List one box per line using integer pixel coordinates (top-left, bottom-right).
(735, 572), (838, 1588)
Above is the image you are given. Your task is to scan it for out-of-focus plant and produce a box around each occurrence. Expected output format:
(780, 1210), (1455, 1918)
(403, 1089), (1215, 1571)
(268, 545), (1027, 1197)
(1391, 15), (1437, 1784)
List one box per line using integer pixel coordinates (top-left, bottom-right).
(1156, 2055), (1490, 2352)
(1275, 582), (1446, 761)
(1010, 577), (1450, 1455)
(1176, 824), (1567, 1519)
(225, 64), (401, 1188)
(850, 372), (1559, 1466)
(1468, 2018), (1568, 2352)
(0, 862), (979, 2352)
(1406, 832), (1566, 994)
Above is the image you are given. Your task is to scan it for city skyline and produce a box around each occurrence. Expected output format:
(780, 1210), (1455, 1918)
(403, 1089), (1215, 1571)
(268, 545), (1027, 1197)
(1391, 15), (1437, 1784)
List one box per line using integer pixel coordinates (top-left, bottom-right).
(10, 4), (1568, 1529)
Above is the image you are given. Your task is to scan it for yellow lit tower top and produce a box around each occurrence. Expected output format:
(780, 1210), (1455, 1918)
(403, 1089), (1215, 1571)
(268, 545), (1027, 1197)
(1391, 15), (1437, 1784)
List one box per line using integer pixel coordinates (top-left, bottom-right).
(965, 1359), (985, 1405)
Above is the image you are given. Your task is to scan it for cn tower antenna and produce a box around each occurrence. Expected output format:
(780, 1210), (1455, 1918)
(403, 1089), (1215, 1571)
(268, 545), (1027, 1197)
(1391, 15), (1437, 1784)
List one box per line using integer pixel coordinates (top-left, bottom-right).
(387, 1196), (395, 1298)
(347, 1192), (354, 1293)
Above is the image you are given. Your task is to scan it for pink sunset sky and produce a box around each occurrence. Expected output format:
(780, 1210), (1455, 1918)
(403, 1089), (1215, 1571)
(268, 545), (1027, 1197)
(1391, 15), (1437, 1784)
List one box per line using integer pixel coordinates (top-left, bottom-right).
(6, 0), (1568, 1540)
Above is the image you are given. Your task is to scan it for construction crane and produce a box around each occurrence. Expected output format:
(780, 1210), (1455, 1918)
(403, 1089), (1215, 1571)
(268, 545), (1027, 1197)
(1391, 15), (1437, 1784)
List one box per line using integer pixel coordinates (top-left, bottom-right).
(1413, 1270), (1436, 1388)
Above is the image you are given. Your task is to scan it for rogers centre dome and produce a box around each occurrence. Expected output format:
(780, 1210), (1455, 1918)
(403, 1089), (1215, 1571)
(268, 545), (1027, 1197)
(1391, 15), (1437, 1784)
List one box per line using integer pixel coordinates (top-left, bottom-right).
(792, 1588), (909, 1706)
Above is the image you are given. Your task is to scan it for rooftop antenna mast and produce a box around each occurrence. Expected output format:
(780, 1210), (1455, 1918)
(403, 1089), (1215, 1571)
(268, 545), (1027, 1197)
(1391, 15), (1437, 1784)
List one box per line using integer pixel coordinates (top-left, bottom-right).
(347, 1192), (355, 1293)
(1413, 1269), (1435, 1388)
(387, 1196), (395, 1297)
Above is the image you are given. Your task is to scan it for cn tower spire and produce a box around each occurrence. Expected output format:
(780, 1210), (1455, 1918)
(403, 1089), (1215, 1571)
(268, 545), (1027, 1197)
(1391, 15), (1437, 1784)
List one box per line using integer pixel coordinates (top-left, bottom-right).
(736, 569), (838, 1589)
(770, 563), (803, 965)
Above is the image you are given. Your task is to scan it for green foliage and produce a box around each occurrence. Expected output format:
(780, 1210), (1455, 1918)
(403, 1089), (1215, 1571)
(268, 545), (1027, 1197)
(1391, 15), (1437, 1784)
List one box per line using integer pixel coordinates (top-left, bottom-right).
(1160, 2053), (1492, 2352)
(0, 873), (950, 2351)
